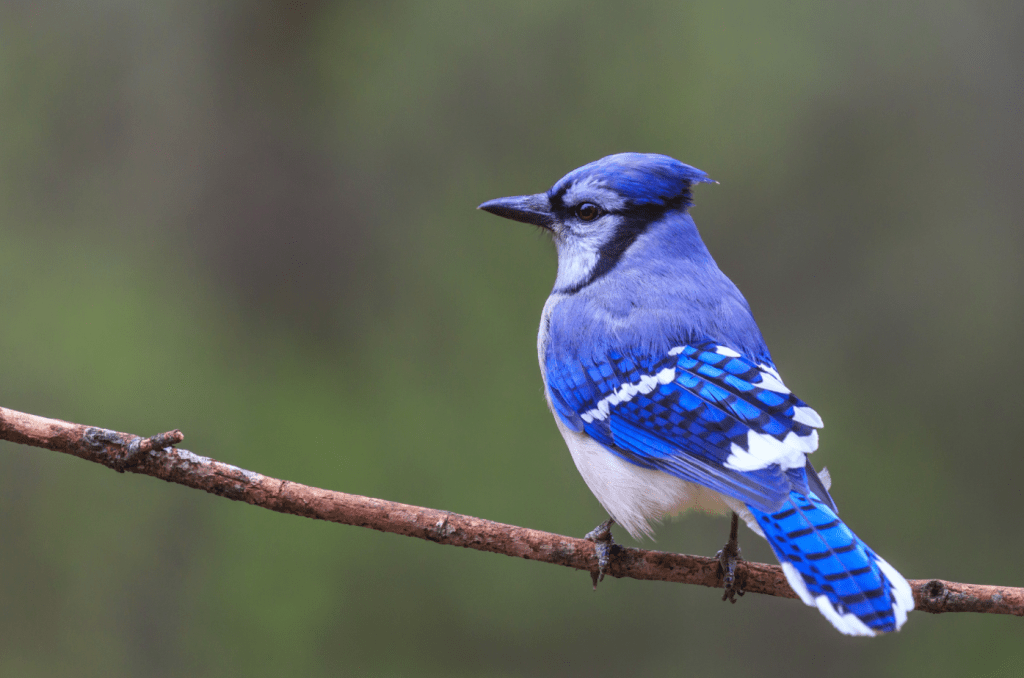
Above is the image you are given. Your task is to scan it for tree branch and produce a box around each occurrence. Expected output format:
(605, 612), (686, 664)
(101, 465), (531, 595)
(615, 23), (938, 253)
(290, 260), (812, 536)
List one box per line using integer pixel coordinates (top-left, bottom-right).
(1, 404), (1020, 618)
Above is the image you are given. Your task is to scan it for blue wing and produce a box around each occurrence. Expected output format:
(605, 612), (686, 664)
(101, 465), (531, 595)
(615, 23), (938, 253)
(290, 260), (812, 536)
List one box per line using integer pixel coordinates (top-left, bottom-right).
(545, 341), (826, 513)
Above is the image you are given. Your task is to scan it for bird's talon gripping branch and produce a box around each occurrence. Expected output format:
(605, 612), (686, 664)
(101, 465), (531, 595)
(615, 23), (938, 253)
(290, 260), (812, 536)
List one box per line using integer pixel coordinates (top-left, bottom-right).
(584, 518), (616, 589)
(716, 512), (746, 603)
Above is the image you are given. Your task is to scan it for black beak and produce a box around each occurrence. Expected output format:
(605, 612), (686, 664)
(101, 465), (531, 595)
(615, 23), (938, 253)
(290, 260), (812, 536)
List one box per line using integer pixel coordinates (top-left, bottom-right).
(478, 193), (553, 229)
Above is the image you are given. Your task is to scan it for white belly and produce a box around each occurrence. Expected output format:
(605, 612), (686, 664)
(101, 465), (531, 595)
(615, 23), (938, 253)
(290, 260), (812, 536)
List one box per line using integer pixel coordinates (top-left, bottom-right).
(537, 294), (761, 541)
(554, 413), (738, 539)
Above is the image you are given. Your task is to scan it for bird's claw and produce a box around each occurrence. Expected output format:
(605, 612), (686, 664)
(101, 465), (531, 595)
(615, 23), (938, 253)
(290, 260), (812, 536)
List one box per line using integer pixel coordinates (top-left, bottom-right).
(716, 546), (746, 603)
(584, 518), (616, 590)
(716, 512), (747, 603)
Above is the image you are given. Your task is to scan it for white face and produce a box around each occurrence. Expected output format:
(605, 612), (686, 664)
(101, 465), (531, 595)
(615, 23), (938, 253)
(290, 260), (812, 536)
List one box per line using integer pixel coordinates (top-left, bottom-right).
(550, 180), (628, 293)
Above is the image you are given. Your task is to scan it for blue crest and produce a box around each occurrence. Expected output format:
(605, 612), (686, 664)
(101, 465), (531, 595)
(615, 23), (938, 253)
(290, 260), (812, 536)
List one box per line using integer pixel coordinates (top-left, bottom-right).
(551, 153), (714, 208)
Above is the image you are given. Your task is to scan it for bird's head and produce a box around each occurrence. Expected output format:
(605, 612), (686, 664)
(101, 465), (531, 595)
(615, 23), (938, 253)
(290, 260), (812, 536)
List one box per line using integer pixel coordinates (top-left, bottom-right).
(479, 153), (714, 294)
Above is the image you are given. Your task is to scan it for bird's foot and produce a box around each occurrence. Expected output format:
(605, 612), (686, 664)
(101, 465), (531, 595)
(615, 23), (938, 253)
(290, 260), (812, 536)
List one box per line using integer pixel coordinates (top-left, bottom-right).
(584, 518), (617, 590)
(716, 512), (747, 604)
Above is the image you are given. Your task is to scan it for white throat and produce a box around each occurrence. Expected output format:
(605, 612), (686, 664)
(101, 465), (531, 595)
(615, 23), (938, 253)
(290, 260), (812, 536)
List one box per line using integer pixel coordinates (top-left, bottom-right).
(552, 237), (601, 291)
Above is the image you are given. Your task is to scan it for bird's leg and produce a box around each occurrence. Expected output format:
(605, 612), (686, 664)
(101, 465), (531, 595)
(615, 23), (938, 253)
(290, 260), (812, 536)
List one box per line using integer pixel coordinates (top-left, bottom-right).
(584, 517), (617, 590)
(716, 512), (746, 603)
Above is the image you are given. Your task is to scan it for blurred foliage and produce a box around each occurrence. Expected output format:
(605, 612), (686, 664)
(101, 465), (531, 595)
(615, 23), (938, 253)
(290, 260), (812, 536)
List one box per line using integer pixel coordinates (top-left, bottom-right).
(1, 1), (1023, 676)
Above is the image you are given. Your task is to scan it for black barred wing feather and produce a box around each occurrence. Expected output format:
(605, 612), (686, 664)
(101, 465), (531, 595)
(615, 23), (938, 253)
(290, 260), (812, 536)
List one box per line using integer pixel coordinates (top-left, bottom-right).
(544, 341), (824, 512)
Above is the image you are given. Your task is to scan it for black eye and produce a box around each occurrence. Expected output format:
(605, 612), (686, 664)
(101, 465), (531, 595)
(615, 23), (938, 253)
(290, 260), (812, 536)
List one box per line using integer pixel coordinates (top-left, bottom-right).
(575, 202), (600, 221)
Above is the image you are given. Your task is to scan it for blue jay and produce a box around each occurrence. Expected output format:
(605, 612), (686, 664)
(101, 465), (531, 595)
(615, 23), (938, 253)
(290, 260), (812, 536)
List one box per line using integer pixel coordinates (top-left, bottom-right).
(479, 153), (913, 636)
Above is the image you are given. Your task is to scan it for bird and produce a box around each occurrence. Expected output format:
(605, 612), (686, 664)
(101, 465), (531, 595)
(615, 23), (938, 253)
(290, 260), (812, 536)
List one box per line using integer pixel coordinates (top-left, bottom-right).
(478, 152), (914, 636)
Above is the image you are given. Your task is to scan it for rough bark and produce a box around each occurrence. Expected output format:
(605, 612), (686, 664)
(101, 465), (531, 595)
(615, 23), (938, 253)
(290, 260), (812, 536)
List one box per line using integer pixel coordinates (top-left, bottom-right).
(1, 405), (1021, 618)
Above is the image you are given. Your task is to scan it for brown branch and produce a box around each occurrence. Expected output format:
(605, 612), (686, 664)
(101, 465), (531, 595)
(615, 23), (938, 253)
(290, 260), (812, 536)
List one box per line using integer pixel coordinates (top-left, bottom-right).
(1, 404), (1021, 618)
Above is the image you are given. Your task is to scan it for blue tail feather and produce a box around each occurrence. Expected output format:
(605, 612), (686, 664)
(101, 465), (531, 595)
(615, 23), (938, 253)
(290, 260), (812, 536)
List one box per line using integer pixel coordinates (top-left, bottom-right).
(749, 491), (913, 636)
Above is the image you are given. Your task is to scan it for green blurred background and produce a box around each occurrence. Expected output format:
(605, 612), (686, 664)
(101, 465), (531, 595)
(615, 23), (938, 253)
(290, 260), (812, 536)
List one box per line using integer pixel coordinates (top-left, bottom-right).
(1, 2), (1022, 676)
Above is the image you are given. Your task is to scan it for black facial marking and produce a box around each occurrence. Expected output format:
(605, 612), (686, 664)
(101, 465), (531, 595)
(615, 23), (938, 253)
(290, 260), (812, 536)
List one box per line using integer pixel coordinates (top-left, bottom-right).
(556, 198), (684, 295)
